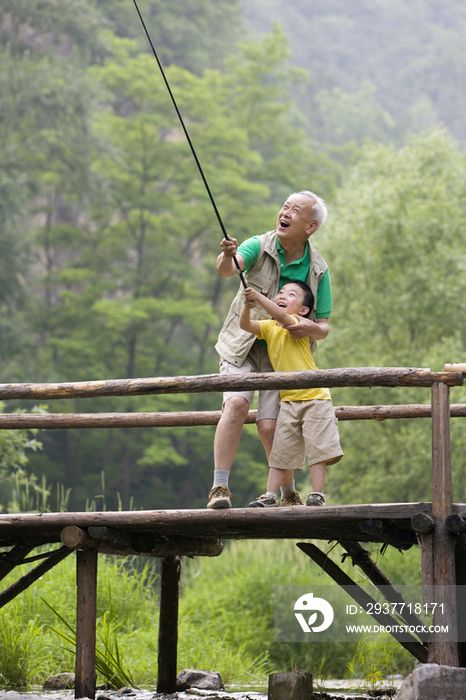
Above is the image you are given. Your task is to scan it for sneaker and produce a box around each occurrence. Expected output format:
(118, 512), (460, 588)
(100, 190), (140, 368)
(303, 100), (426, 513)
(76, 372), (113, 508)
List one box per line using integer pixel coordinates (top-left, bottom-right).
(281, 490), (305, 507)
(207, 484), (233, 509)
(306, 491), (326, 507)
(248, 493), (278, 508)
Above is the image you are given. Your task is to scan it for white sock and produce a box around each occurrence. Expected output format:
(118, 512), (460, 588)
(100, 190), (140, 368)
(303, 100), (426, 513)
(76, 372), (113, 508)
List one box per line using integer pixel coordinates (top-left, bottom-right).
(280, 480), (296, 497)
(213, 469), (230, 488)
(266, 490), (278, 499)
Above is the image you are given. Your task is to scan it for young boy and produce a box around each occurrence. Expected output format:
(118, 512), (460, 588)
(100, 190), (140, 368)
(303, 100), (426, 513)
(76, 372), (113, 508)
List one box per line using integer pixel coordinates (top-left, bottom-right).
(239, 280), (343, 507)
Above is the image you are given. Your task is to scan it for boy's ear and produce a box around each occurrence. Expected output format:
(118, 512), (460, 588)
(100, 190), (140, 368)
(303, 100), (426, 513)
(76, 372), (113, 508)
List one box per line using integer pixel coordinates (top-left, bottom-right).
(298, 306), (310, 317)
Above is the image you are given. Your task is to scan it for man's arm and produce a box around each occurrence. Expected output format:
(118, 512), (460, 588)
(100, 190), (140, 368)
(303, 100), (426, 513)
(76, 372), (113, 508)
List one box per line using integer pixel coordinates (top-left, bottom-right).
(283, 316), (330, 340)
(217, 237), (246, 277)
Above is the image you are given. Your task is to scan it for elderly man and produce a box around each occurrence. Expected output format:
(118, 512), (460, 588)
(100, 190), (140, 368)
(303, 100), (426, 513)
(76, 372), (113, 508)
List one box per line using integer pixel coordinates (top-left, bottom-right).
(207, 190), (332, 509)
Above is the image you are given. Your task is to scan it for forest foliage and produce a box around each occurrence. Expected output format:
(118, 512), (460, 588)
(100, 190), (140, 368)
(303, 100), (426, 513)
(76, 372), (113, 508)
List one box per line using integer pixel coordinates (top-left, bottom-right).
(1, 0), (466, 511)
(243, 0), (466, 143)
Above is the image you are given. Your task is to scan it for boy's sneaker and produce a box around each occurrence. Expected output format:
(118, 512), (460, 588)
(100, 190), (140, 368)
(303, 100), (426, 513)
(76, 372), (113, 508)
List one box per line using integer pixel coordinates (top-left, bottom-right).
(306, 491), (326, 507)
(249, 493), (278, 508)
(281, 490), (305, 507)
(207, 484), (233, 509)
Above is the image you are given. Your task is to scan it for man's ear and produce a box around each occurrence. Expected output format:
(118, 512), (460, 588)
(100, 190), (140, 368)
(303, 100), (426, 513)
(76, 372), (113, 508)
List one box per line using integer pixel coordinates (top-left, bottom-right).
(298, 307), (310, 317)
(306, 220), (319, 236)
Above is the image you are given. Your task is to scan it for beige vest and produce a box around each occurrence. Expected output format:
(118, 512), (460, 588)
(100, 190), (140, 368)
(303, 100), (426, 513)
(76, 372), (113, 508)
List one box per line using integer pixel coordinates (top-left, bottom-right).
(215, 230), (329, 367)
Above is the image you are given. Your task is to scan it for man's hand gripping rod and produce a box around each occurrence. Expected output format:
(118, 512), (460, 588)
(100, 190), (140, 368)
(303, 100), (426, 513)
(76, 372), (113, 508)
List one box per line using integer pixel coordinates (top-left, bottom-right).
(224, 234), (247, 289)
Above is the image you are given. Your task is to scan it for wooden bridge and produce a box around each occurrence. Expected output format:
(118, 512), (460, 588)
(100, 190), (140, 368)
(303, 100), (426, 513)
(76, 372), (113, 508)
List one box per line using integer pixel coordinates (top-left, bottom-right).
(0, 365), (465, 697)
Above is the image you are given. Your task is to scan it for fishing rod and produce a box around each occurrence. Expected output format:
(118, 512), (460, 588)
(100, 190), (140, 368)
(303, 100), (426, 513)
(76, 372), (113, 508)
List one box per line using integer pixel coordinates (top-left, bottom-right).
(131, 0), (247, 289)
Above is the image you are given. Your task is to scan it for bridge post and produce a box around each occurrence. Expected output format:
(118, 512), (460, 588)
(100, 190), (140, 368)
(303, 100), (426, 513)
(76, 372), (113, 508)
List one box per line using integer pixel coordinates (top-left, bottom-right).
(428, 381), (458, 666)
(157, 556), (181, 693)
(75, 549), (98, 700)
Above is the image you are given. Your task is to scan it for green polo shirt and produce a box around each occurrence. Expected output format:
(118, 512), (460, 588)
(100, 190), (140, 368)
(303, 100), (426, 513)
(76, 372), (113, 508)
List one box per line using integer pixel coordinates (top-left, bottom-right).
(237, 235), (332, 318)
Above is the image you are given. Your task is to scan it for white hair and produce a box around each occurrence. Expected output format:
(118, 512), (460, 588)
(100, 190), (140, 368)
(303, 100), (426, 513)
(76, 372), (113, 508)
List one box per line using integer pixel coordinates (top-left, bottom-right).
(294, 190), (328, 230)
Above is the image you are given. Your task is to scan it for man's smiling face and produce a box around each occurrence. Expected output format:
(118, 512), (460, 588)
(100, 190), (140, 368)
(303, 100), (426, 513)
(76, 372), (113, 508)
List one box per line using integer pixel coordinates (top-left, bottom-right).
(276, 193), (318, 246)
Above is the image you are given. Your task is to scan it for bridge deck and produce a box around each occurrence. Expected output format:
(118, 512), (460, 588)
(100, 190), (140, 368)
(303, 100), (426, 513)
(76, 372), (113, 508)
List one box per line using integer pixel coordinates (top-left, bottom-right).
(2, 501), (465, 550)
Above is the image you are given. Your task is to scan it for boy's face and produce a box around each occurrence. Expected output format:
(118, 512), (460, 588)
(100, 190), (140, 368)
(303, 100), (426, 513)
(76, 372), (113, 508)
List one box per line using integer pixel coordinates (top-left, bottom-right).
(274, 283), (309, 317)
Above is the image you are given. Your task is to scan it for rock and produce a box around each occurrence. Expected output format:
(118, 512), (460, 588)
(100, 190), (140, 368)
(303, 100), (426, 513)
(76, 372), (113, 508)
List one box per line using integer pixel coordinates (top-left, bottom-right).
(397, 664), (466, 699)
(115, 689), (136, 696)
(268, 671), (313, 700)
(43, 672), (75, 689)
(176, 669), (224, 691)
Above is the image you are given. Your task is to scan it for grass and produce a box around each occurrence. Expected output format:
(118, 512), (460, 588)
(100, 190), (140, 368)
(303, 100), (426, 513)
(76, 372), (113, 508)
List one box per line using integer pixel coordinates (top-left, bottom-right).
(0, 539), (420, 689)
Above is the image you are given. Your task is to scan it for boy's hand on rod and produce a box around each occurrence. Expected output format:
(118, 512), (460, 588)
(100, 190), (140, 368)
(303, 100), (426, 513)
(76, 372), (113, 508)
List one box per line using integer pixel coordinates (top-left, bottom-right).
(243, 287), (259, 308)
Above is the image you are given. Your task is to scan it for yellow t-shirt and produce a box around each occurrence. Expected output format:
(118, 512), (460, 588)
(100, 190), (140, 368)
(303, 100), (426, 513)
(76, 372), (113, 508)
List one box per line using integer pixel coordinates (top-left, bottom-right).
(257, 318), (331, 402)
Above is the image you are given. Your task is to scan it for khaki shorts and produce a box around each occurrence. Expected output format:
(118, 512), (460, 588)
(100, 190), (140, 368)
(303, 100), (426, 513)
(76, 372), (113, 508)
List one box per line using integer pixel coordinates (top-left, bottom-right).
(269, 399), (343, 471)
(220, 344), (280, 421)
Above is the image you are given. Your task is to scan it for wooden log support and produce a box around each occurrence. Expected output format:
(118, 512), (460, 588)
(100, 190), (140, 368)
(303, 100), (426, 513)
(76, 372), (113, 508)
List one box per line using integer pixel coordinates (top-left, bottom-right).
(0, 546), (72, 608)
(61, 525), (223, 558)
(339, 540), (426, 630)
(157, 556), (181, 694)
(411, 512), (435, 534)
(454, 536), (466, 667)
(130, 533), (224, 558)
(61, 526), (98, 550)
(454, 536), (466, 586)
(411, 510), (436, 607)
(0, 545), (33, 583)
(297, 542), (428, 662)
(358, 519), (384, 536)
(428, 381), (458, 666)
(75, 549), (98, 700)
(446, 514), (466, 534)
(0, 367), (461, 403)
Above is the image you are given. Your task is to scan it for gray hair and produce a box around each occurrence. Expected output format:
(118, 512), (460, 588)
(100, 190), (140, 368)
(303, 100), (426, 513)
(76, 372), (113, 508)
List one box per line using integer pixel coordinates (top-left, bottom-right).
(294, 190), (328, 230)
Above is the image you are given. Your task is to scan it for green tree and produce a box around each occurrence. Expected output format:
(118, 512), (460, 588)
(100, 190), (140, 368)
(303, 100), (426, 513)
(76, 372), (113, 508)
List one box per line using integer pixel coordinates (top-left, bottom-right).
(25, 28), (338, 510)
(95, 0), (243, 74)
(314, 80), (396, 145)
(312, 129), (466, 506)
(243, 0), (466, 141)
(0, 0), (102, 381)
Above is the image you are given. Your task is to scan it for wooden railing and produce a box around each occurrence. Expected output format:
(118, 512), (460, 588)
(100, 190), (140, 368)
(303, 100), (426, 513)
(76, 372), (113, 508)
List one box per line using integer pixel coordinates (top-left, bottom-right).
(0, 365), (465, 695)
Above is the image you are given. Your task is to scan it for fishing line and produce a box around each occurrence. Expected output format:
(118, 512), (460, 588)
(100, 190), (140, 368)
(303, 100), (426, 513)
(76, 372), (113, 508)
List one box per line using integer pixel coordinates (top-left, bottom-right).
(131, 0), (247, 289)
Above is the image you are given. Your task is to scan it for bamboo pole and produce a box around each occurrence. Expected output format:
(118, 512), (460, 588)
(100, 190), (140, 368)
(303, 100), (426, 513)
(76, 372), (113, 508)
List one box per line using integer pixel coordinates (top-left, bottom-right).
(0, 368), (462, 402)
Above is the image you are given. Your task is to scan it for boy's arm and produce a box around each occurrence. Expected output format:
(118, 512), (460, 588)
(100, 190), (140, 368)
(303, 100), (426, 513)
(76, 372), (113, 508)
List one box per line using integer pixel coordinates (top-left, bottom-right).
(243, 287), (297, 326)
(239, 300), (261, 335)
